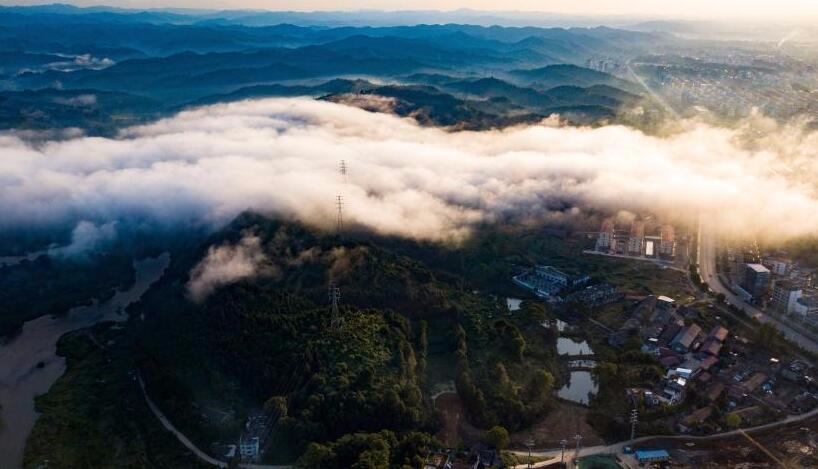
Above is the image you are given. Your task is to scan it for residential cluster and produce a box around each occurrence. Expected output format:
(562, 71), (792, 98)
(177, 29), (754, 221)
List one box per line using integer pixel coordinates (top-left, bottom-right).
(611, 296), (728, 406)
(512, 265), (623, 307)
(613, 295), (818, 433)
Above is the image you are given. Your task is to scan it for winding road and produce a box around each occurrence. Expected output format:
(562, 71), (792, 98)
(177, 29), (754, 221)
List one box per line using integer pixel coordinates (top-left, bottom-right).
(516, 405), (818, 466)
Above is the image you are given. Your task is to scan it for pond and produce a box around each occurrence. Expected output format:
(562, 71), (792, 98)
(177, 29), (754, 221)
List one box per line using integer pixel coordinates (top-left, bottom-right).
(506, 298), (522, 311)
(557, 371), (598, 405)
(557, 336), (594, 356)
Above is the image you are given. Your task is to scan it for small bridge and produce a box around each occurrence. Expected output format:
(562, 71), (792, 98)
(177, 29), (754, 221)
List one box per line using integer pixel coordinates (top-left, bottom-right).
(566, 358), (597, 371)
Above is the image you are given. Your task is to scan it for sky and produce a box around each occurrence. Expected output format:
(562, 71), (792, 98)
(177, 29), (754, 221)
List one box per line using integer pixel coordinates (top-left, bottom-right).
(4, 0), (818, 20)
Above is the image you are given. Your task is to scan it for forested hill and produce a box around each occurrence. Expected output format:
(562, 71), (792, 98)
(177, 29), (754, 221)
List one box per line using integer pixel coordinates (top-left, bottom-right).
(129, 213), (559, 466)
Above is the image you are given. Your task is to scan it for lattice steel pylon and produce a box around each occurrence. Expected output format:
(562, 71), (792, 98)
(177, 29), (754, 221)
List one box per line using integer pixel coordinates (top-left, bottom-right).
(335, 195), (344, 234)
(338, 159), (348, 183)
(329, 284), (342, 331)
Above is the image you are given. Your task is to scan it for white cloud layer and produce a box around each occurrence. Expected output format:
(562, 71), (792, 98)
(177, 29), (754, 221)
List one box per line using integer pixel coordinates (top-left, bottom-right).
(2, 97), (818, 243)
(187, 234), (271, 302)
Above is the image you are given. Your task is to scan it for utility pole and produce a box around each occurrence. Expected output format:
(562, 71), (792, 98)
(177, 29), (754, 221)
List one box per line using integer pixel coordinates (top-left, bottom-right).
(630, 408), (639, 441)
(525, 436), (534, 469)
(329, 284), (342, 331)
(574, 434), (582, 464)
(335, 195), (344, 234)
(559, 439), (567, 467)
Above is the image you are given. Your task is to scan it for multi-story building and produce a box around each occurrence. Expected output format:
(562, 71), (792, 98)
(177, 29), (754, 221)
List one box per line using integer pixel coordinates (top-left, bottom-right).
(596, 218), (615, 252)
(658, 224), (676, 258)
(644, 235), (662, 258)
(743, 263), (771, 300)
(613, 230), (630, 254)
(628, 219), (645, 255)
(764, 258), (790, 276)
(772, 280), (802, 314)
(771, 281), (802, 314)
(793, 296), (818, 318)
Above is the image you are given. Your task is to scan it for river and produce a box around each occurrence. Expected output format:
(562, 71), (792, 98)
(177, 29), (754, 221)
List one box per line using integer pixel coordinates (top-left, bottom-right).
(0, 253), (169, 467)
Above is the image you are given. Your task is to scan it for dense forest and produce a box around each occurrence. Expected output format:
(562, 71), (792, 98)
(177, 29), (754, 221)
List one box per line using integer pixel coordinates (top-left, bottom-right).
(125, 213), (567, 465)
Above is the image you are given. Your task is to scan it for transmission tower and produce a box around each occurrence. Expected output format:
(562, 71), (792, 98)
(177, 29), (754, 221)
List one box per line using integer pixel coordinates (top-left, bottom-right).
(335, 195), (344, 233)
(338, 159), (348, 183)
(329, 284), (342, 331)
(630, 408), (639, 441)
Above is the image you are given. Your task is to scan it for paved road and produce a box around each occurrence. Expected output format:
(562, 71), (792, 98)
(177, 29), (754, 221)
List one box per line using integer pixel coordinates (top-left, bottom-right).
(697, 216), (818, 353)
(516, 405), (818, 464)
(138, 375), (291, 469)
(581, 250), (687, 273)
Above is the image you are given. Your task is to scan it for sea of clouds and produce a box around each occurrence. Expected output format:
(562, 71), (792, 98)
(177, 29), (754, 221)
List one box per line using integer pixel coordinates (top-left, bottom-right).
(3, 97), (818, 246)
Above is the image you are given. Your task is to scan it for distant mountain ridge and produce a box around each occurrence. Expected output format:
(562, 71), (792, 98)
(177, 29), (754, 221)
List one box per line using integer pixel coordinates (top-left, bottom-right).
(0, 6), (669, 134)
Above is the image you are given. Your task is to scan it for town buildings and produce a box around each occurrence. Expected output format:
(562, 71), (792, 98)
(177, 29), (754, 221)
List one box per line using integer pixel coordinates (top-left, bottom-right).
(628, 219), (644, 255)
(765, 258), (790, 276)
(513, 265), (621, 307)
(595, 218), (614, 252)
(593, 217), (678, 260)
(771, 280), (802, 315)
(742, 263), (771, 301)
(794, 296), (818, 318)
(239, 436), (260, 460)
(658, 224), (676, 258)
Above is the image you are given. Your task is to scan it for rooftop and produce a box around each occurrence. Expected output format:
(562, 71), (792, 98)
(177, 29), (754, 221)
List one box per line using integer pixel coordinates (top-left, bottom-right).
(774, 280), (801, 291)
(708, 325), (729, 342)
(746, 263), (770, 273)
(635, 449), (670, 461)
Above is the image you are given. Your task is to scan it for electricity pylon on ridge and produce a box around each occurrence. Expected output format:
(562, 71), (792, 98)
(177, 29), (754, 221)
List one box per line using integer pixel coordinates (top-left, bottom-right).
(329, 284), (342, 331)
(335, 195), (344, 234)
(338, 159), (348, 183)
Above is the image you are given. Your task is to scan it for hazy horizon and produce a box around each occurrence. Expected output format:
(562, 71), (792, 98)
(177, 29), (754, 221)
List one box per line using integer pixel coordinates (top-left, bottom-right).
(3, 0), (818, 22)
